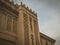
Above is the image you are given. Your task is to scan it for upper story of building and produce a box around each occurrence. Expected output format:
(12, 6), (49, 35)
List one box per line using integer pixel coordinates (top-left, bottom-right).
(0, 0), (37, 18)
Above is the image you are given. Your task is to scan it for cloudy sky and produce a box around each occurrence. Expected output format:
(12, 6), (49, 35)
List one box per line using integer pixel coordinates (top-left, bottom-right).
(13, 0), (60, 45)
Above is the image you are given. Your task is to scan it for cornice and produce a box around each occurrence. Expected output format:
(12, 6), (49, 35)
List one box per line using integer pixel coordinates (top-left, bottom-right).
(0, 0), (19, 15)
(0, 6), (18, 18)
(19, 2), (37, 17)
(0, 0), (37, 17)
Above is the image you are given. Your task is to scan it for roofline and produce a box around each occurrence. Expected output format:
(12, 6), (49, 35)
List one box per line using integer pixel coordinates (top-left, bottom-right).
(40, 32), (56, 43)
(19, 2), (37, 17)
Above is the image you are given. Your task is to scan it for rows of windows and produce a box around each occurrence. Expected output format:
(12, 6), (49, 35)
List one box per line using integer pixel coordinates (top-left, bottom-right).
(0, 13), (17, 33)
(23, 14), (39, 45)
(23, 14), (30, 45)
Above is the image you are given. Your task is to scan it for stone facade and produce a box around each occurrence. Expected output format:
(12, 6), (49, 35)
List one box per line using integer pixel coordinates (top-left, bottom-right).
(0, 0), (56, 45)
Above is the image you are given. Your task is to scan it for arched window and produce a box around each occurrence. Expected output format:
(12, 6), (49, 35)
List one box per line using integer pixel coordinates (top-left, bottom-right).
(7, 15), (12, 32)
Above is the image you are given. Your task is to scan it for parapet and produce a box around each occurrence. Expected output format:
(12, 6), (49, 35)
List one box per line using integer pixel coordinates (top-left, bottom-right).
(19, 2), (37, 17)
(1, 0), (19, 8)
(0, 0), (37, 16)
(0, 0), (19, 15)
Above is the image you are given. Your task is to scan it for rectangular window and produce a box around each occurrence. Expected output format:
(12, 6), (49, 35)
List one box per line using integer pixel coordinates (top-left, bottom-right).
(13, 17), (17, 33)
(0, 14), (6, 32)
(2, 15), (6, 31)
(7, 15), (12, 32)
(30, 17), (32, 31)
(0, 14), (3, 31)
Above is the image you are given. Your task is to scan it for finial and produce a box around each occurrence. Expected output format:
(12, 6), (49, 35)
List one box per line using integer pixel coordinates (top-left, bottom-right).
(20, 1), (22, 5)
(33, 11), (35, 14)
(23, 4), (26, 7)
(30, 8), (32, 12)
(27, 6), (29, 9)
(20, 0), (24, 5)
(35, 13), (37, 15)
(10, 0), (14, 4)
(15, 3), (18, 6)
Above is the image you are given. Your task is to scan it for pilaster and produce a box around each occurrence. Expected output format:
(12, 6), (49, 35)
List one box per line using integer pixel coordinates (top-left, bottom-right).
(17, 9), (24, 45)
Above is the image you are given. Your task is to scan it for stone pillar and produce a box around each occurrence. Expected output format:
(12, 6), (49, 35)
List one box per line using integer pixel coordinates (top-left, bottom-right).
(34, 19), (40, 45)
(17, 7), (24, 45)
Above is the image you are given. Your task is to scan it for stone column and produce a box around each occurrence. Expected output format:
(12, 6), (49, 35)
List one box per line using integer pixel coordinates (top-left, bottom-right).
(17, 6), (24, 45)
(34, 18), (40, 45)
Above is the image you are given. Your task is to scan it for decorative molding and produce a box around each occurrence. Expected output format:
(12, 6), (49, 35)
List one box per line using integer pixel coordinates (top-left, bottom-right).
(19, 2), (37, 17)
(0, 0), (18, 15)
(0, 6), (18, 18)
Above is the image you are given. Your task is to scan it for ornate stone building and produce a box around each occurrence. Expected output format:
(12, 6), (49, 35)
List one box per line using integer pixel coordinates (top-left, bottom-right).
(0, 0), (40, 45)
(0, 0), (56, 45)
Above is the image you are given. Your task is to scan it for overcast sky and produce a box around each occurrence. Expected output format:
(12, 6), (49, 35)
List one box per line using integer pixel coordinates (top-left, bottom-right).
(12, 0), (60, 45)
